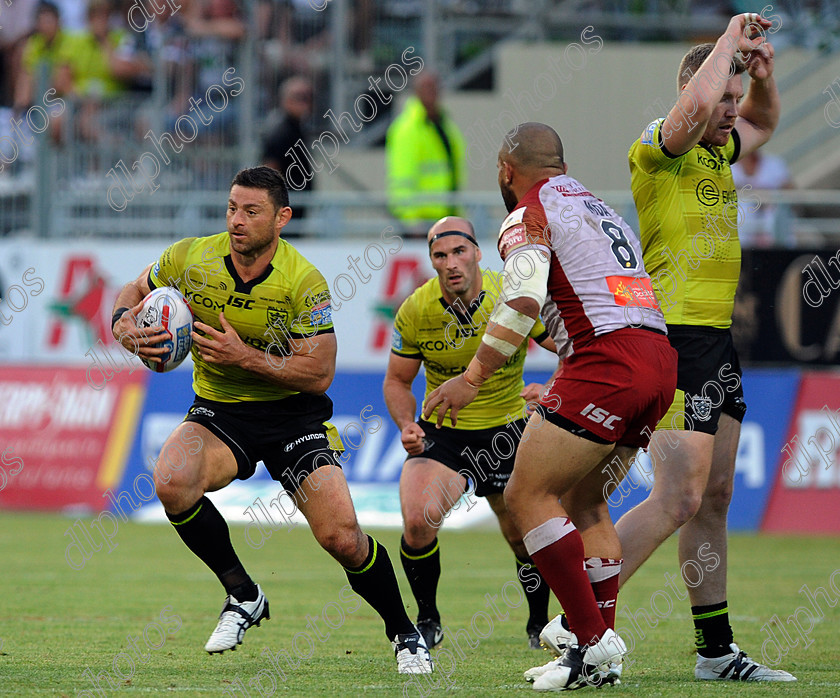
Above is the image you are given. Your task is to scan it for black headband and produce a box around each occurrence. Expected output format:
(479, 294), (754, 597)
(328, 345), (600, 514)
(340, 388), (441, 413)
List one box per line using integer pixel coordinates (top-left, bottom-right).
(428, 230), (478, 248)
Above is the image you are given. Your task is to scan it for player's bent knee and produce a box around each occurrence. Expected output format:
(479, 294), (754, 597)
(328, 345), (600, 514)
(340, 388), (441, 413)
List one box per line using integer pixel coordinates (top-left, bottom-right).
(566, 505), (609, 531)
(318, 526), (365, 565)
(503, 480), (526, 516)
(663, 490), (704, 528)
(700, 481), (734, 515)
(154, 478), (191, 512)
(403, 514), (437, 547)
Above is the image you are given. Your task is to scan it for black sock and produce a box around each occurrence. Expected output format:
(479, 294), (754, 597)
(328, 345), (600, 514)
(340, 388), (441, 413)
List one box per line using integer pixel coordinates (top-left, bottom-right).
(167, 496), (257, 601)
(400, 536), (441, 623)
(346, 535), (415, 639)
(692, 601), (733, 657)
(517, 556), (550, 632)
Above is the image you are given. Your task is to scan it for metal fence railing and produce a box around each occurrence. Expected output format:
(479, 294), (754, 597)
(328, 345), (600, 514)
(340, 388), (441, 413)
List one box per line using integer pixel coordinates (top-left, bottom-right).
(2, 183), (839, 249)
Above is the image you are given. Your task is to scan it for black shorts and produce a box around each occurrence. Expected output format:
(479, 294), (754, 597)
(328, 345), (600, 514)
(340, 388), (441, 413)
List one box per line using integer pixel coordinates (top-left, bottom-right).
(184, 393), (344, 494)
(410, 419), (528, 498)
(658, 325), (747, 435)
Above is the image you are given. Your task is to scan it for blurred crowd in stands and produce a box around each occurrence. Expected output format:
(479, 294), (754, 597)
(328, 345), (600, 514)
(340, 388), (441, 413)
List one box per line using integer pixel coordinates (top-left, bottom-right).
(0, 1), (818, 242)
(0, 0), (378, 149)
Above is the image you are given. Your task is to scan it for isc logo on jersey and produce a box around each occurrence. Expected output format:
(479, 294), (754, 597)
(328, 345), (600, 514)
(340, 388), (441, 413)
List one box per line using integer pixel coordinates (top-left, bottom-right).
(580, 403), (622, 429)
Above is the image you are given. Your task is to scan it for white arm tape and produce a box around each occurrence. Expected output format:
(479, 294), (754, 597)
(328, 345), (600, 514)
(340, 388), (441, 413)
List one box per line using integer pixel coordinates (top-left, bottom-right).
(502, 247), (550, 307)
(481, 333), (519, 358)
(489, 302), (536, 337)
(482, 298), (538, 358)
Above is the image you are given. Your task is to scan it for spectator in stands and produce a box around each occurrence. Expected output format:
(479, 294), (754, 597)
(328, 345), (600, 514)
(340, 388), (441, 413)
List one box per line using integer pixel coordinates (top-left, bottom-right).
(180, 0), (245, 138)
(56, 0), (147, 99)
(135, 1), (193, 125)
(262, 76), (314, 219)
(386, 72), (467, 235)
(272, 0), (331, 74)
(731, 148), (795, 247)
(13, 1), (71, 113)
(54, 0), (149, 142)
(0, 0), (38, 108)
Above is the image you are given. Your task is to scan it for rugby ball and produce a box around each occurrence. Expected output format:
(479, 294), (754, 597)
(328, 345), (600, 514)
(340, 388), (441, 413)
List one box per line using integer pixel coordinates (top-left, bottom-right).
(136, 287), (194, 373)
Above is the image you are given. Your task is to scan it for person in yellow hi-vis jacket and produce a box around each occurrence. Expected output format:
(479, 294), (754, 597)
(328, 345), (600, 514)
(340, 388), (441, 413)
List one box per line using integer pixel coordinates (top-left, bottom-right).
(386, 73), (467, 232)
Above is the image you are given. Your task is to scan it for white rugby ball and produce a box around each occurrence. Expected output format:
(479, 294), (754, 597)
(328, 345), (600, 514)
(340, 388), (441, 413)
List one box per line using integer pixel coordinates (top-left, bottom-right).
(137, 287), (194, 373)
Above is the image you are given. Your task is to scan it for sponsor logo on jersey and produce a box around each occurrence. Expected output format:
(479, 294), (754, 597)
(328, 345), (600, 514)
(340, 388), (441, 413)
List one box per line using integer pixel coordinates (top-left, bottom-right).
(498, 224), (527, 258)
(690, 395), (713, 421)
(695, 179), (737, 207)
(267, 307), (288, 329)
(419, 339), (457, 352)
(391, 327), (403, 351)
(499, 207), (525, 234)
(226, 294), (255, 310)
(605, 276), (660, 309)
(697, 152), (724, 171)
(305, 290), (331, 308)
(191, 293), (225, 311)
(190, 406), (215, 418)
(641, 119), (661, 147)
(310, 300), (332, 326)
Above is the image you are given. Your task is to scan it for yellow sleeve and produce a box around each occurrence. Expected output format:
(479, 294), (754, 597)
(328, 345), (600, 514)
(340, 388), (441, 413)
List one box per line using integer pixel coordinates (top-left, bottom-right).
(149, 239), (194, 292)
(629, 119), (682, 174)
(528, 316), (549, 343)
(391, 296), (421, 358)
(290, 268), (335, 337)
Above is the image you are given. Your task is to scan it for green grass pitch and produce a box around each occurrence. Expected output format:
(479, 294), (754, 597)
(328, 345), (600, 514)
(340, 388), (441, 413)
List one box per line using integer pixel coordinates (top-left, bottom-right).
(1, 512), (838, 696)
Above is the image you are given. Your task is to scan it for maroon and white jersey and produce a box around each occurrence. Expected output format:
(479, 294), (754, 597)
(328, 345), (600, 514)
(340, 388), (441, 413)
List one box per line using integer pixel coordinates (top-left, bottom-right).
(497, 174), (666, 357)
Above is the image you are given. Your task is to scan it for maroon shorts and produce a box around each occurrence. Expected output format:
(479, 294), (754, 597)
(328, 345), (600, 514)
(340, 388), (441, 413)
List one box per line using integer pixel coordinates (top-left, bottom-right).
(539, 328), (678, 448)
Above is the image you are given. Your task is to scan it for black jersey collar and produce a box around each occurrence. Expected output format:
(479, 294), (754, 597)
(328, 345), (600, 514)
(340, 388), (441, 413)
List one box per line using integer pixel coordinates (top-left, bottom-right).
(439, 290), (486, 321)
(224, 255), (273, 294)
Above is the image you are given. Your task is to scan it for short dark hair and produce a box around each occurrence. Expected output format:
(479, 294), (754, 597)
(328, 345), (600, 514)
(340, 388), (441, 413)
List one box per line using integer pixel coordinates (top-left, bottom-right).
(677, 43), (745, 91)
(230, 166), (289, 210)
(35, 1), (60, 19)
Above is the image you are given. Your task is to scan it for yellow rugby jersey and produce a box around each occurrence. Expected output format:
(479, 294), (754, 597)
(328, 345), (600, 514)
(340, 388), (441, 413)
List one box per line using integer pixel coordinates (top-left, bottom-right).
(149, 232), (335, 402)
(391, 270), (548, 430)
(628, 118), (742, 328)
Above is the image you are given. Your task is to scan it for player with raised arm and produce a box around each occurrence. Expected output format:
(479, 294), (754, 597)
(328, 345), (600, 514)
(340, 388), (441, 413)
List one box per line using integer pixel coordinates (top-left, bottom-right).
(111, 167), (432, 674)
(384, 216), (558, 651)
(618, 11), (793, 682)
(539, 11), (794, 683)
(424, 123), (678, 691)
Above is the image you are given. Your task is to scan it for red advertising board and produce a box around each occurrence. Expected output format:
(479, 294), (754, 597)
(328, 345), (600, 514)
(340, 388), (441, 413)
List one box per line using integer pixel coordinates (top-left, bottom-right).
(762, 372), (840, 533)
(0, 366), (146, 511)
